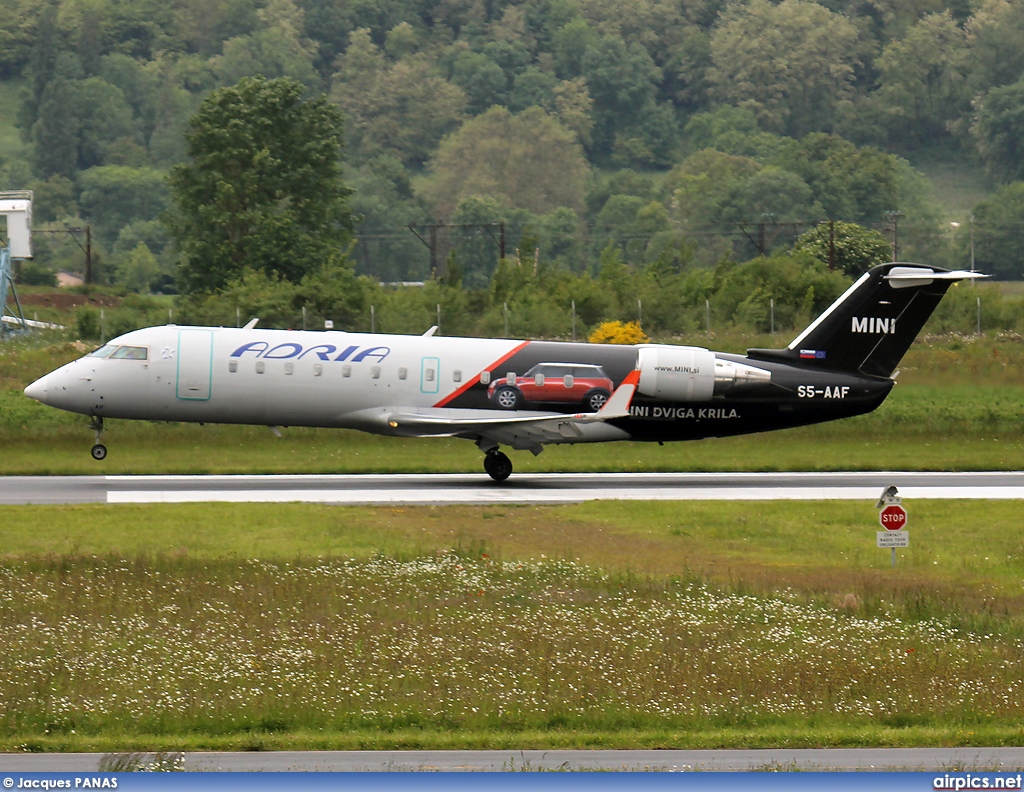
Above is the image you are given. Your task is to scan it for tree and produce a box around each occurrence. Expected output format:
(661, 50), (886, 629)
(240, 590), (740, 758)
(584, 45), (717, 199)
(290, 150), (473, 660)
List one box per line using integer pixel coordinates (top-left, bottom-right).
(972, 77), (1024, 180)
(792, 222), (893, 276)
(208, 0), (320, 91)
(966, 0), (1024, 97)
(580, 33), (662, 159)
(450, 50), (509, 114)
(707, 0), (859, 137)
(773, 134), (900, 223)
(874, 12), (970, 147)
(970, 182), (1024, 279)
(423, 106), (588, 217)
(115, 243), (161, 293)
(167, 76), (355, 294)
(330, 29), (466, 165)
(664, 149), (763, 231)
(79, 165), (169, 244)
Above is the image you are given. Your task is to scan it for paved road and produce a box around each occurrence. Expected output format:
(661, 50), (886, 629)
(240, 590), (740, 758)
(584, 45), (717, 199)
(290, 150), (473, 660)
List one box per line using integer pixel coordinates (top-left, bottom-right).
(2, 748), (1024, 772)
(1, 471), (1023, 505)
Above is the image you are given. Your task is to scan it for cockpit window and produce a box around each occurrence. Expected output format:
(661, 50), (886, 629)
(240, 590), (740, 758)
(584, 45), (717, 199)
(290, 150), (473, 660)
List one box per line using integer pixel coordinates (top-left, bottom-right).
(109, 345), (148, 360)
(88, 344), (118, 358)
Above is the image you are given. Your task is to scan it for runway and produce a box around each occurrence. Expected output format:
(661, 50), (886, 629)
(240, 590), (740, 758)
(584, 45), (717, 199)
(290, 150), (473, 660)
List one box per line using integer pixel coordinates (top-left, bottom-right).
(3, 747), (1024, 771)
(1, 471), (1023, 505)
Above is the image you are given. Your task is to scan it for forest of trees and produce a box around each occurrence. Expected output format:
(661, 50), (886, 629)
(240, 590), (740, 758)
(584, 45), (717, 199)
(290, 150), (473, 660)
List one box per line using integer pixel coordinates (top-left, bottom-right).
(4, 0), (1024, 302)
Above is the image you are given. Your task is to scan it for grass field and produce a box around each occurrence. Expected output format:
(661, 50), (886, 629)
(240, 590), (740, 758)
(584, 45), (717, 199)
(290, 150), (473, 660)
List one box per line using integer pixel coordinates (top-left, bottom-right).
(1, 500), (1023, 751)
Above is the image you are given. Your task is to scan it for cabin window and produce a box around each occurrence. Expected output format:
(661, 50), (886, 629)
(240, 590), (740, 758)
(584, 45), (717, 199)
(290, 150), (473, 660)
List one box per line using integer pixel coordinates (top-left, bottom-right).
(564, 374), (573, 388)
(284, 362), (294, 375)
(228, 360), (238, 373)
(480, 371), (491, 385)
(425, 368), (435, 382)
(371, 365), (381, 379)
(89, 344), (117, 358)
(453, 370), (462, 383)
(398, 367), (408, 380)
(506, 372), (516, 385)
(313, 363), (323, 377)
(255, 361), (265, 374)
(110, 345), (148, 360)
(342, 365), (352, 377)
(534, 372), (545, 386)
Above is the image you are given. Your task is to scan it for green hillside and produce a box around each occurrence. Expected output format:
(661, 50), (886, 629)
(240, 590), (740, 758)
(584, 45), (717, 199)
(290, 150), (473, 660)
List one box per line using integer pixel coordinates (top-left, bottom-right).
(1, 0), (1023, 310)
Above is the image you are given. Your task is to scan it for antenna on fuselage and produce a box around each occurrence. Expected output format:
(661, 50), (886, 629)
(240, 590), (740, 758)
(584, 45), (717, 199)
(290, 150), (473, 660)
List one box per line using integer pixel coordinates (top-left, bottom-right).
(242, 317), (259, 330)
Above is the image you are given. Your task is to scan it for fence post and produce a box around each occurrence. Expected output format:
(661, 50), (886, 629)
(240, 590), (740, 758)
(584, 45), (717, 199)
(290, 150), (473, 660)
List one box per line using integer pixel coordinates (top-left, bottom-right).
(100, 309), (105, 344)
(503, 301), (509, 337)
(371, 304), (375, 334)
(437, 303), (441, 335)
(302, 305), (306, 331)
(770, 297), (775, 334)
(705, 299), (711, 338)
(977, 296), (981, 336)
(571, 300), (576, 342)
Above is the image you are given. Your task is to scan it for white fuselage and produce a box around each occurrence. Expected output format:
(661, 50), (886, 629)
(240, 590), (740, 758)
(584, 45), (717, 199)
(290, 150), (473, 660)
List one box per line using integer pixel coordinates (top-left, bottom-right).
(25, 325), (632, 443)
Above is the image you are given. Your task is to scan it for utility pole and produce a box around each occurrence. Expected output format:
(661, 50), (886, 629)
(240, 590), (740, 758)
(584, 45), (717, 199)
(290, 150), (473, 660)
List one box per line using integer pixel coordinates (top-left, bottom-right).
(970, 214), (975, 273)
(85, 225), (92, 285)
(32, 224), (92, 284)
(406, 221), (507, 279)
(828, 220), (835, 271)
(885, 211), (904, 262)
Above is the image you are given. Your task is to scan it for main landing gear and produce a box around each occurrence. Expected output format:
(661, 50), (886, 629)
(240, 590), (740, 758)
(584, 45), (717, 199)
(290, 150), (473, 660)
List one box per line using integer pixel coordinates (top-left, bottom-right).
(483, 449), (513, 482)
(89, 416), (107, 461)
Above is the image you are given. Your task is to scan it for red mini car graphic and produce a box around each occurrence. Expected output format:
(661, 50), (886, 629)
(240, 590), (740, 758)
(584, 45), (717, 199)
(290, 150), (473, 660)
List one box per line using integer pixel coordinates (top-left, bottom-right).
(487, 362), (614, 411)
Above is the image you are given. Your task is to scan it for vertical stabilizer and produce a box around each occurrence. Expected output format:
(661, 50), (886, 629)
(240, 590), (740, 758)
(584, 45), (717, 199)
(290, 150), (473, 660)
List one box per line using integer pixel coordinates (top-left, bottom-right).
(747, 263), (985, 377)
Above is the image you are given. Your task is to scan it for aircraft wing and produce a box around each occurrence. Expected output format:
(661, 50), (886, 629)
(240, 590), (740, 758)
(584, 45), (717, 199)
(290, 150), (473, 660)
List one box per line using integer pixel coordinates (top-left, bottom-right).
(385, 371), (639, 449)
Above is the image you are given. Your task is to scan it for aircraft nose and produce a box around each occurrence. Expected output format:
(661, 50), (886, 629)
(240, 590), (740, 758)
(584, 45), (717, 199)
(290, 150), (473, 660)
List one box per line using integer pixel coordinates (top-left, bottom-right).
(24, 374), (49, 403)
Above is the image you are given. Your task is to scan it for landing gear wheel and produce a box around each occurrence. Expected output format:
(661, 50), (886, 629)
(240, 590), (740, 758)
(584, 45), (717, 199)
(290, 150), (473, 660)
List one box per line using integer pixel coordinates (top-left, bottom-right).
(483, 450), (513, 482)
(88, 416), (106, 460)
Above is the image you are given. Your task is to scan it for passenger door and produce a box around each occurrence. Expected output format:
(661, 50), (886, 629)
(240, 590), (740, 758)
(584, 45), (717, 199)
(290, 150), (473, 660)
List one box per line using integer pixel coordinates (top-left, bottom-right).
(176, 329), (213, 400)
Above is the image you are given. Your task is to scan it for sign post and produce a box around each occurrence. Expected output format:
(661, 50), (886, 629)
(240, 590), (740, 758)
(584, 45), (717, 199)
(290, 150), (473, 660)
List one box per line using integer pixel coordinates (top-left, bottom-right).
(875, 486), (908, 567)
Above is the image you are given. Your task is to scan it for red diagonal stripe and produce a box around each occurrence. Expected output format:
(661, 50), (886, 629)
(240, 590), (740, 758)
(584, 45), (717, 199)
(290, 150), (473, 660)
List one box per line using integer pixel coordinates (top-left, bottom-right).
(433, 340), (531, 407)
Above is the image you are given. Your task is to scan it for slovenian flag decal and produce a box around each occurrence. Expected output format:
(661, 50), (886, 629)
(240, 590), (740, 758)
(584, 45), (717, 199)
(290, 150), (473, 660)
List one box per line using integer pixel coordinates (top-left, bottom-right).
(800, 349), (827, 359)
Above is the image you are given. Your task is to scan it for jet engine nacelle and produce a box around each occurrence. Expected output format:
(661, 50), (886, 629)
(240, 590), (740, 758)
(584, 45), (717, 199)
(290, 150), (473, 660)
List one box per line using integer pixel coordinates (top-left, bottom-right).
(637, 344), (771, 402)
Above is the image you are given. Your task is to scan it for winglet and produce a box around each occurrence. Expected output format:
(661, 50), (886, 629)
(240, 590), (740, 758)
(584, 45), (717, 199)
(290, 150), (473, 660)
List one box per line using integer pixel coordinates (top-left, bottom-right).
(594, 369), (640, 419)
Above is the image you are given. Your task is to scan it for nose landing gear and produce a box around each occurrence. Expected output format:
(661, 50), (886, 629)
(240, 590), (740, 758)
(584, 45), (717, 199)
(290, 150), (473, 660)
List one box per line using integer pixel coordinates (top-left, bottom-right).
(89, 416), (107, 461)
(483, 449), (513, 482)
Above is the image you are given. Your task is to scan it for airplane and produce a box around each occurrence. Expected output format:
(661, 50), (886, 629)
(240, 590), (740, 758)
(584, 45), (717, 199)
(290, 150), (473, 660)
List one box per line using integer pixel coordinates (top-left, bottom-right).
(24, 263), (983, 482)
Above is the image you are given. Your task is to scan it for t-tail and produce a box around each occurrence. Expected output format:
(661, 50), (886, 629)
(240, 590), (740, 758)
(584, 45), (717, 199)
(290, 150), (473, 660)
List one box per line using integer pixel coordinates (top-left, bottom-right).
(747, 263), (986, 378)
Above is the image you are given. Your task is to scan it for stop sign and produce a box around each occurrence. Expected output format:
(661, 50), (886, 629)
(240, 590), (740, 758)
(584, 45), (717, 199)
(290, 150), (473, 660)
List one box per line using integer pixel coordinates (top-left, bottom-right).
(879, 504), (908, 530)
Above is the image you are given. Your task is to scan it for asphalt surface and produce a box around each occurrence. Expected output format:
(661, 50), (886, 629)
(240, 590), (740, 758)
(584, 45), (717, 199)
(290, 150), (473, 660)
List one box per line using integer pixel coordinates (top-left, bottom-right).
(1, 471), (1023, 505)
(2, 747), (1024, 772)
